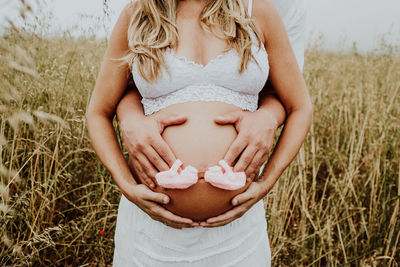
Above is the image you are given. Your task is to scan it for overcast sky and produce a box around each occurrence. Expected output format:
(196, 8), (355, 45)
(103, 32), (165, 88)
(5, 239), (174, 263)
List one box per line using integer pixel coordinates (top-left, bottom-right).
(1, 0), (399, 53)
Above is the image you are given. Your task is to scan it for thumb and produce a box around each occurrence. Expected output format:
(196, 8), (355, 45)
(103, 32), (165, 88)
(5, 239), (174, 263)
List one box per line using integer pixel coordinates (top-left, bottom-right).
(232, 190), (252, 206)
(157, 113), (187, 131)
(214, 110), (243, 125)
(145, 190), (170, 205)
(232, 183), (257, 205)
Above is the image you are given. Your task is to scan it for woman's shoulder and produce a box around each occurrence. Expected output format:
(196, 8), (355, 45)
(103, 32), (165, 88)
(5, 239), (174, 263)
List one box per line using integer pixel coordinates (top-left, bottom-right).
(118, 0), (140, 23)
(114, 0), (139, 24)
(106, 1), (141, 53)
(251, 0), (280, 27)
(109, 1), (140, 40)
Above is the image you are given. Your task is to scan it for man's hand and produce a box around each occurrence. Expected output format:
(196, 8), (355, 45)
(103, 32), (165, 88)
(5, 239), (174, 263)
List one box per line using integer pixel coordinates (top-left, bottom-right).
(119, 112), (187, 188)
(214, 109), (278, 180)
(200, 181), (268, 227)
(124, 183), (198, 229)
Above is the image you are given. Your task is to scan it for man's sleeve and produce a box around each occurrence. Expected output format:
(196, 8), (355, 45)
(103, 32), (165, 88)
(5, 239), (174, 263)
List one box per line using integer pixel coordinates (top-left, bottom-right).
(283, 1), (308, 71)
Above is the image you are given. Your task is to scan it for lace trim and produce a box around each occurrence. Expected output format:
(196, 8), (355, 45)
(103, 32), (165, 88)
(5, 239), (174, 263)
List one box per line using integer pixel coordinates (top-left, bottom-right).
(141, 84), (259, 115)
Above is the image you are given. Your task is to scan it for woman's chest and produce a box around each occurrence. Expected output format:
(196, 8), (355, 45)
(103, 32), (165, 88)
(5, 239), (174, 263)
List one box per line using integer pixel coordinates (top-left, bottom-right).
(132, 45), (269, 99)
(171, 18), (233, 68)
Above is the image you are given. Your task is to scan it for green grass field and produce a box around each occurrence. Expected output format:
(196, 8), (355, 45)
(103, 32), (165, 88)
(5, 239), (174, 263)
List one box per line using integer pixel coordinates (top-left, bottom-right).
(1, 11), (399, 267)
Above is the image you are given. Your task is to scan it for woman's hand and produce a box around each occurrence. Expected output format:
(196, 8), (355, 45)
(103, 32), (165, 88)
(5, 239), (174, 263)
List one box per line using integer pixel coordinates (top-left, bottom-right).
(124, 183), (198, 229)
(119, 112), (187, 188)
(214, 108), (278, 180)
(199, 181), (268, 227)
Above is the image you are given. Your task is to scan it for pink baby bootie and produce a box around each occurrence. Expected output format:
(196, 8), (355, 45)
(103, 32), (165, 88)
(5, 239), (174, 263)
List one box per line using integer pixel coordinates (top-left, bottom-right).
(155, 159), (198, 189)
(204, 160), (246, 190)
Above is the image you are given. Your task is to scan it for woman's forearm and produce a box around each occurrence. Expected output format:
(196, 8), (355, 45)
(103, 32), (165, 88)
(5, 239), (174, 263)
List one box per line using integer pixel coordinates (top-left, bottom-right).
(259, 106), (313, 191)
(86, 112), (137, 195)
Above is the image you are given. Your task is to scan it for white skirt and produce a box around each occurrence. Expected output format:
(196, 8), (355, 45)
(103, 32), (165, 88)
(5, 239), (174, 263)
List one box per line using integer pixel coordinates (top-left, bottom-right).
(113, 195), (271, 267)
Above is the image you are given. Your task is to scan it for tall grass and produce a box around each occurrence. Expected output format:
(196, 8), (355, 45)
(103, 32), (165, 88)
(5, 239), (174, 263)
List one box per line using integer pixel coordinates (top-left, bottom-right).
(267, 48), (400, 266)
(0, 1), (399, 266)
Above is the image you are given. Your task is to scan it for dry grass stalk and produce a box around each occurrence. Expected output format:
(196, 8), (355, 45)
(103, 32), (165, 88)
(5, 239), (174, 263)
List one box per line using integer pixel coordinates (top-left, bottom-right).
(0, 0), (399, 265)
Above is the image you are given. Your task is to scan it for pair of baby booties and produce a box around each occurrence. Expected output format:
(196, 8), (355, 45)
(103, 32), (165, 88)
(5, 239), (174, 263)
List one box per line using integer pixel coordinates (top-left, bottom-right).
(155, 159), (246, 190)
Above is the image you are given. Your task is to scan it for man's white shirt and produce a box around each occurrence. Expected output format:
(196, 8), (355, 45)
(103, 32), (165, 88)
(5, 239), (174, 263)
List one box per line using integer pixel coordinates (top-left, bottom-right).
(268, 0), (308, 70)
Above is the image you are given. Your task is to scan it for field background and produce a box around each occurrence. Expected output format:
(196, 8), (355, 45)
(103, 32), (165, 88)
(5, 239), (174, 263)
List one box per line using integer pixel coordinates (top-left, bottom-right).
(1, 2), (399, 266)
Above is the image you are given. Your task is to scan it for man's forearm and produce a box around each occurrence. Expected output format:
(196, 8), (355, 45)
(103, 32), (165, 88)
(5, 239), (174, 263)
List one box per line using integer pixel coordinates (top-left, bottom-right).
(116, 84), (145, 123)
(257, 81), (286, 127)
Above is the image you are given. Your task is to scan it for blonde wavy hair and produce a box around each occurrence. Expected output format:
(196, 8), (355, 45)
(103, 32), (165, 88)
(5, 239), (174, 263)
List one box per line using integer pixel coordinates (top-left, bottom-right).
(124, 0), (264, 83)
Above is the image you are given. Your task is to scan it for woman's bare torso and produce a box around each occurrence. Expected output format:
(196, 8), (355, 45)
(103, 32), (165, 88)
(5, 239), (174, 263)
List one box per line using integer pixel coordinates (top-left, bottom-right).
(130, 102), (251, 221)
(128, 0), (258, 221)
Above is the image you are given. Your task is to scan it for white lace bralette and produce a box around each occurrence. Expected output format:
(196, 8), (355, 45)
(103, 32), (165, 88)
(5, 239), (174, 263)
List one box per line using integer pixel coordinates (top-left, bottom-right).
(131, 2), (269, 115)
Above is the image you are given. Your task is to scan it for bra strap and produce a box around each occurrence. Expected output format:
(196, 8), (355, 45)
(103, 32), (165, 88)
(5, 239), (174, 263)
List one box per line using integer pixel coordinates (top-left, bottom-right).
(247, 0), (253, 17)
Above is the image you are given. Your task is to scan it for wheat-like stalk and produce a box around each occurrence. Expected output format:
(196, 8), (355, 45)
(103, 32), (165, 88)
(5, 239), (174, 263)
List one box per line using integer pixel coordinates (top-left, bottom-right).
(0, 0), (399, 265)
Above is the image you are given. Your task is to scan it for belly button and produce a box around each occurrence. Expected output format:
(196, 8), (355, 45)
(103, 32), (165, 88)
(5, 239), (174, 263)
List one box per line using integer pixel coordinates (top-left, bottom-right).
(198, 171), (205, 179)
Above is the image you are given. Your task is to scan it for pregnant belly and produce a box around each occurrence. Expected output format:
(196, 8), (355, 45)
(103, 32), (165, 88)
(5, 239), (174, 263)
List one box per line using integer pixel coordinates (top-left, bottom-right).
(132, 101), (251, 221)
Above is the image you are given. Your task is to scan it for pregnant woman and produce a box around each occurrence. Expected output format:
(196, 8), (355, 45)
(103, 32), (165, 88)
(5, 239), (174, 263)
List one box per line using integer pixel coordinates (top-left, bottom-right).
(86, 0), (312, 265)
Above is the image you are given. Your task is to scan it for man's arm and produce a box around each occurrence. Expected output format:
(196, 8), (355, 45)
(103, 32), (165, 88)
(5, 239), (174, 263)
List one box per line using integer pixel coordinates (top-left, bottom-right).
(215, 0), (307, 180)
(116, 80), (195, 229)
(213, 79), (287, 180)
(116, 78), (146, 121)
(116, 80), (188, 188)
(258, 81), (287, 126)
